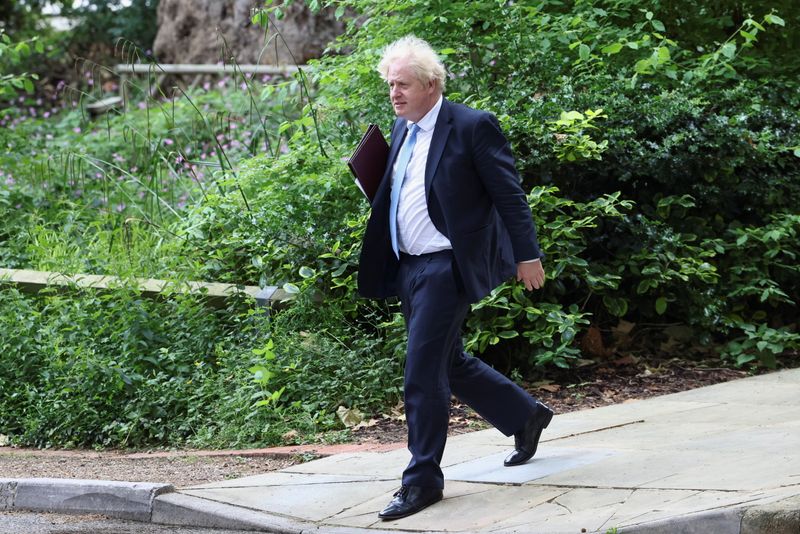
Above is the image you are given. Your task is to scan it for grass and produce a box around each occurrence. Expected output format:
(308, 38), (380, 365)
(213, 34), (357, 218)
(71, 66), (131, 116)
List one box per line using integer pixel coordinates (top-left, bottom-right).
(1, 66), (303, 279)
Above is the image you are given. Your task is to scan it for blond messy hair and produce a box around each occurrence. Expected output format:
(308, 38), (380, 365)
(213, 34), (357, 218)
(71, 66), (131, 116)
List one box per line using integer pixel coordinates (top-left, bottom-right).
(377, 35), (447, 92)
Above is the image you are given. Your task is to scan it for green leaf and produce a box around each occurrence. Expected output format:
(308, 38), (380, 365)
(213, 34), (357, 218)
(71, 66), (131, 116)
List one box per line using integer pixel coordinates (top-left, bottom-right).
(497, 330), (519, 339)
(439, 48), (457, 55)
(655, 297), (667, 315)
(636, 279), (653, 294)
(736, 354), (756, 366)
(645, 11), (653, 20)
(651, 19), (665, 32)
(298, 266), (315, 279)
(764, 14), (785, 26)
(579, 43), (591, 61)
(283, 282), (300, 294)
(739, 30), (756, 41)
(334, 5), (345, 19)
(721, 42), (736, 59)
(601, 42), (623, 55)
(634, 59), (652, 74)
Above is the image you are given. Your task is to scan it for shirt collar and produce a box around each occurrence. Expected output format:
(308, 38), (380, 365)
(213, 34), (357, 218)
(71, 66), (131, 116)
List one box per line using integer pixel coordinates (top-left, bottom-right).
(409, 95), (443, 133)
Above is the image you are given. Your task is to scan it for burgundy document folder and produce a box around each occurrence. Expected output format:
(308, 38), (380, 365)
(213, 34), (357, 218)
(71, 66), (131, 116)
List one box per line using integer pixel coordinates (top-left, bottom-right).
(347, 124), (389, 203)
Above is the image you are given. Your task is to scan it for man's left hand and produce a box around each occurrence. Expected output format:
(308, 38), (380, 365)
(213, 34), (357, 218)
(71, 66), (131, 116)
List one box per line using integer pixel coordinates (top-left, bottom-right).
(516, 261), (545, 291)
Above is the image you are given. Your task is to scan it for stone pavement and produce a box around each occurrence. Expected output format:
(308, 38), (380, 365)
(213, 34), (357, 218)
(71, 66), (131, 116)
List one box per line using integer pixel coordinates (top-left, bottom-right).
(4, 368), (800, 533)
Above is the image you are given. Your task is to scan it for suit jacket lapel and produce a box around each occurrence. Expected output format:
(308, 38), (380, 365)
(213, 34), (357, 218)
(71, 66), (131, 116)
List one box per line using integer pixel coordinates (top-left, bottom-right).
(425, 99), (453, 199)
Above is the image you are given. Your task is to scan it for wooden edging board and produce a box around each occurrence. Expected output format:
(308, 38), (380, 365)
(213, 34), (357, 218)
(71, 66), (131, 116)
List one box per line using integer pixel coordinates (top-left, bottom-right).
(0, 268), (290, 309)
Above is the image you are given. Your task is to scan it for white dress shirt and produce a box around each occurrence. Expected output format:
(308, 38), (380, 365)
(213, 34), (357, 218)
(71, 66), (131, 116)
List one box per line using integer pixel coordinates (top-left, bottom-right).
(395, 96), (452, 255)
(393, 96), (540, 264)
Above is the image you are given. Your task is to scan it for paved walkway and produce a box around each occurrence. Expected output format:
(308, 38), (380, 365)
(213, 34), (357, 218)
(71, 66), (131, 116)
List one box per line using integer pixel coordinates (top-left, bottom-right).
(4, 369), (800, 533)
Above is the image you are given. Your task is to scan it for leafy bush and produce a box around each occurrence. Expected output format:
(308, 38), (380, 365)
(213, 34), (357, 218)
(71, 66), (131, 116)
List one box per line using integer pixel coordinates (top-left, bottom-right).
(0, 285), (256, 447)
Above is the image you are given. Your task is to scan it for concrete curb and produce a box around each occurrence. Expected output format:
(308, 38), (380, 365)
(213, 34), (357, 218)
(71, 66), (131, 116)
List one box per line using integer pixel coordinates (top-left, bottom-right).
(0, 476), (798, 533)
(741, 495), (800, 534)
(150, 492), (411, 534)
(152, 492), (311, 532)
(619, 508), (744, 534)
(619, 496), (800, 534)
(0, 477), (173, 522)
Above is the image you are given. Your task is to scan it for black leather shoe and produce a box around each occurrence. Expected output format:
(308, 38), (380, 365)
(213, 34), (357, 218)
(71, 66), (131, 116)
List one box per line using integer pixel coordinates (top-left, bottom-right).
(378, 485), (443, 520)
(504, 401), (554, 467)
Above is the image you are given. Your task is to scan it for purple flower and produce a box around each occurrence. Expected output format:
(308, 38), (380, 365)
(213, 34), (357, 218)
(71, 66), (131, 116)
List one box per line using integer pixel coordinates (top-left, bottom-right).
(73, 127), (82, 133)
(115, 203), (126, 212)
(5, 177), (15, 186)
(163, 138), (174, 145)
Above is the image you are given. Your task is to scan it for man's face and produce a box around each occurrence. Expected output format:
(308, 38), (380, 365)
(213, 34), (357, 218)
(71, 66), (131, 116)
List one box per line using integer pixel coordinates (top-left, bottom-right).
(387, 59), (437, 123)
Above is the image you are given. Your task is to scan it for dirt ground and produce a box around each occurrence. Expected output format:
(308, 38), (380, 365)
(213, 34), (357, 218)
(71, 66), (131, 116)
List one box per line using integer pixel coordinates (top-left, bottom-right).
(1, 354), (795, 488)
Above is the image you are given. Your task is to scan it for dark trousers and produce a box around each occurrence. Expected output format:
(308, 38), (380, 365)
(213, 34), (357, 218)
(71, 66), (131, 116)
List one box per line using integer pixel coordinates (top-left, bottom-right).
(397, 250), (539, 489)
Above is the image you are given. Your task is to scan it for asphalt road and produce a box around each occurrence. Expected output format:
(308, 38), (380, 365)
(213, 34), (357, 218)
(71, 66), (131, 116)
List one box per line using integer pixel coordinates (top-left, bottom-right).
(0, 511), (255, 534)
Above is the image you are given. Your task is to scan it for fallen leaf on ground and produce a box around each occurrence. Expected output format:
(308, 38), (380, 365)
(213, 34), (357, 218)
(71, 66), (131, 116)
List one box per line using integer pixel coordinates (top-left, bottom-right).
(336, 406), (364, 428)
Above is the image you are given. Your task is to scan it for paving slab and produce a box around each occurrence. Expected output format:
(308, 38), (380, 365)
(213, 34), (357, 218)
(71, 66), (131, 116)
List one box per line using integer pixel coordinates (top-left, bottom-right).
(164, 368), (800, 533)
(443, 447), (617, 484)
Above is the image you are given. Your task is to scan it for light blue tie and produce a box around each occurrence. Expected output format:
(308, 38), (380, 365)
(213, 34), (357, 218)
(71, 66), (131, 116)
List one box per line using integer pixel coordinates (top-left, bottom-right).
(389, 123), (420, 258)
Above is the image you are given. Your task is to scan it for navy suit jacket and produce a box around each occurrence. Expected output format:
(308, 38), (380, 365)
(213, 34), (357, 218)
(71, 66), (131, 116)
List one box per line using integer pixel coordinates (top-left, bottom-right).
(358, 98), (542, 303)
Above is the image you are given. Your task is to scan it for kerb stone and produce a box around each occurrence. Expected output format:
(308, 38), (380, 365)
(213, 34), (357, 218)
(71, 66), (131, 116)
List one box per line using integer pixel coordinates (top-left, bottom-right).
(0, 478), (173, 521)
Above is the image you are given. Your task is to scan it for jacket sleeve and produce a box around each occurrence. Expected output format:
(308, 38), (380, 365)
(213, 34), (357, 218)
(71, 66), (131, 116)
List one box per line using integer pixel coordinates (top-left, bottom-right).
(471, 112), (543, 263)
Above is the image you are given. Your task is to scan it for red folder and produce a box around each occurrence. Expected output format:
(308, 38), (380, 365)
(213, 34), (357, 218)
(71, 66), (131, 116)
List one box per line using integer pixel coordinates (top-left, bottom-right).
(348, 124), (389, 203)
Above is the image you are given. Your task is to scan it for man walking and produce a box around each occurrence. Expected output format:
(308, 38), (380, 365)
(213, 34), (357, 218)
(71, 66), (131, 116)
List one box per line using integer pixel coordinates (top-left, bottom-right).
(358, 35), (553, 520)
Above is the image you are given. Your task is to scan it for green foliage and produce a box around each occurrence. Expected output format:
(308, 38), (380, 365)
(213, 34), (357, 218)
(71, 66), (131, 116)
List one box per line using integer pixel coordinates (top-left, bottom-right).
(722, 323), (800, 368)
(0, 286), (263, 448)
(465, 188), (632, 368)
(64, 0), (160, 52)
(547, 109), (609, 162)
(286, 0), (798, 370)
(0, 30), (43, 97)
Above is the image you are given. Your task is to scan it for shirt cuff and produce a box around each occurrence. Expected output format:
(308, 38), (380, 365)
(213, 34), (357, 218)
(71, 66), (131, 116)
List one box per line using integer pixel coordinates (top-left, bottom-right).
(519, 258), (541, 264)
